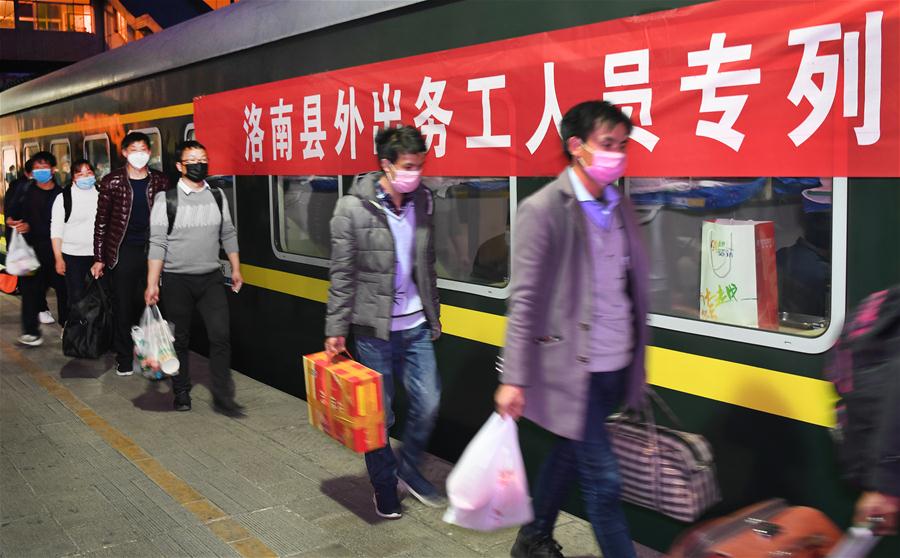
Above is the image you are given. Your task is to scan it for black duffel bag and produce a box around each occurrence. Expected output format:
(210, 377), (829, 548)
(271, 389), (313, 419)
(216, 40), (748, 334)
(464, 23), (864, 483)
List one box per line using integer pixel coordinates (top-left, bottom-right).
(62, 274), (113, 359)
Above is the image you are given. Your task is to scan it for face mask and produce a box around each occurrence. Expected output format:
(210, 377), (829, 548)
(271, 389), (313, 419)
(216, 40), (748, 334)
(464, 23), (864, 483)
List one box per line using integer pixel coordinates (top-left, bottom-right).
(388, 166), (421, 193)
(183, 162), (208, 182)
(32, 169), (53, 183)
(579, 145), (627, 186)
(127, 151), (151, 169)
(75, 175), (96, 190)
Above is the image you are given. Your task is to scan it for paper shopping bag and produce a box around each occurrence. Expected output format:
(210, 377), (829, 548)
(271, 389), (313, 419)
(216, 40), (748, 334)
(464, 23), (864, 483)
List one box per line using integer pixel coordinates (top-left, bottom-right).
(700, 219), (778, 329)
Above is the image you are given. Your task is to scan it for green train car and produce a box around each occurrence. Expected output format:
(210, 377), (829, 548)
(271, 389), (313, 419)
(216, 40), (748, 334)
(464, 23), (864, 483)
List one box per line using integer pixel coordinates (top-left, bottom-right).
(2, 1), (899, 554)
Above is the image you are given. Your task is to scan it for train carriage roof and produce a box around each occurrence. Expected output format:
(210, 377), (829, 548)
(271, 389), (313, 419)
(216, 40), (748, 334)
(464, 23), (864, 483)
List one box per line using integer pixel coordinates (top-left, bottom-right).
(0, 0), (423, 116)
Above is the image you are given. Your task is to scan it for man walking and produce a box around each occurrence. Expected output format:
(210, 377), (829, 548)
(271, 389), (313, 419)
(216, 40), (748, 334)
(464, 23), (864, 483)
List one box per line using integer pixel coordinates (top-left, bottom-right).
(92, 132), (169, 375)
(495, 100), (650, 558)
(6, 151), (67, 345)
(324, 126), (442, 519)
(145, 140), (243, 415)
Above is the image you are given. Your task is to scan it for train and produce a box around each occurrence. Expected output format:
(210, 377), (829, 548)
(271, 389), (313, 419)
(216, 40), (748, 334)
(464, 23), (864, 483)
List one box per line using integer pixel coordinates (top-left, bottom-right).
(3, 0), (899, 554)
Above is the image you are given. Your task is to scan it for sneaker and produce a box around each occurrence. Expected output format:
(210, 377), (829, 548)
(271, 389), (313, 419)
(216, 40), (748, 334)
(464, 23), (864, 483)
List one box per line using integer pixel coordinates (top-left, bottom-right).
(510, 531), (564, 558)
(212, 398), (245, 418)
(398, 477), (446, 508)
(373, 491), (402, 520)
(174, 392), (191, 412)
(115, 364), (134, 376)
(17, 334), (43, 347)
(38, 311), (55, 324)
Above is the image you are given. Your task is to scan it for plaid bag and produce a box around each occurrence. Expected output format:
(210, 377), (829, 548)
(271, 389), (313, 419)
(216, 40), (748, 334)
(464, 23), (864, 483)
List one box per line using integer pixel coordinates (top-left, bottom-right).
(606, 390), (720, 522)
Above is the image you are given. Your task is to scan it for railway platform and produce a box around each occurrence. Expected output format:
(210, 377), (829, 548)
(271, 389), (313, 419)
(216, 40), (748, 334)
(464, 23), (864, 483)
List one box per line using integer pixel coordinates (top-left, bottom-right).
(0, 294), (658, 558)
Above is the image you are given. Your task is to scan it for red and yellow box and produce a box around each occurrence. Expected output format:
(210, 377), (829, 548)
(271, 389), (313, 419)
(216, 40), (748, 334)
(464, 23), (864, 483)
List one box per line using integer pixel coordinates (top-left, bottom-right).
(302, 351), (386, 453)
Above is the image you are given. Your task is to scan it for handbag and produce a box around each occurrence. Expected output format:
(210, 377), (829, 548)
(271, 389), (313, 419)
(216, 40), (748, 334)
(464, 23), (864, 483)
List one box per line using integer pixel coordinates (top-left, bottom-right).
(62, 274), (113, 359)
(606, 389), (721, 522)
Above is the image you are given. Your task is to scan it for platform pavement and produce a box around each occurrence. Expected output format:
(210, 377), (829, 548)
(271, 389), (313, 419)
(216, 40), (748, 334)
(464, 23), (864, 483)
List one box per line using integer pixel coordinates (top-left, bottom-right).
(0, 293), (660, 558)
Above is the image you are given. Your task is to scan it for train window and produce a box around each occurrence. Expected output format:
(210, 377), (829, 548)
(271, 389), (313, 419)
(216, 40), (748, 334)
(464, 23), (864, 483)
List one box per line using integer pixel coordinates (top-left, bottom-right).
(427, 177), (513, 297)
(184, 123), (195, 141)
(183, 123), (236, 229)
(23, 142), (40, 162)
(627, 176), (846, 353)
(2, 145), (16, 198)
(50, 139), (71, 185)
(271, 175), (339, 264)
(127, 127), (163, 171)
(83, 134), (111, 178)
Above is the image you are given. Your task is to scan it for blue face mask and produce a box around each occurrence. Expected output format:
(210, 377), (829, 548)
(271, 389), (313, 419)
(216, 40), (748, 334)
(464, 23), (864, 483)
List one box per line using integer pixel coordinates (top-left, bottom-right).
(32, 169), (53, 184)
(75, 176), (96, 190)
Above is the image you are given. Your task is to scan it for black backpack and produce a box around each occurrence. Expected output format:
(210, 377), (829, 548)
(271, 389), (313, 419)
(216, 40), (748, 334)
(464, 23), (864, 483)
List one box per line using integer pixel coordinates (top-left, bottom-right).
(827, 285), (900, 488)
(165, 186), (224, 236)
(62, 182), (100, 222)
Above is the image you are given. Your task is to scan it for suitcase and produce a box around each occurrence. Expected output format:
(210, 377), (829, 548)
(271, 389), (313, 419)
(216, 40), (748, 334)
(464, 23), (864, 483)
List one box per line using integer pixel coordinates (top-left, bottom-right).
(668, 499), (843, 558)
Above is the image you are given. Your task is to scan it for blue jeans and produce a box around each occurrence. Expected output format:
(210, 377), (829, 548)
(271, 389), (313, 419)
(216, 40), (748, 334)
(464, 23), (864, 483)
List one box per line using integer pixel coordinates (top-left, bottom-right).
(522, 369), (636, 558)
(356, 323), (441, 496)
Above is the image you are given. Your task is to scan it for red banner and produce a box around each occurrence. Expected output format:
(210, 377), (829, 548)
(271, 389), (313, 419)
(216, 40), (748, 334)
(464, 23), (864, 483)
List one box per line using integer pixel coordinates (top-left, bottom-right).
(194, 0), (900, 178)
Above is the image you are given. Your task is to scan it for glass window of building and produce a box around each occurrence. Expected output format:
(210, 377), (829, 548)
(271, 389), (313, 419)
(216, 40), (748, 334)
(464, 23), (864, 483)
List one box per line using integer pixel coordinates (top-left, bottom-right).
(425, 177), (511, 288)
(628, 177), (833, 336)
(273, 176), (338, 260)
(0, 1), (14, 29)
(50, 140), (71, 185)
(18, 0), (93, 32)
(83, 134), (110, 179)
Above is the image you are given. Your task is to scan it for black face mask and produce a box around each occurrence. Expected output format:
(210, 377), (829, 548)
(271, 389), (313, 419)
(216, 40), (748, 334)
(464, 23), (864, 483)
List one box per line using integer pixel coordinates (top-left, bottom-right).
(183, 163), (208, 182)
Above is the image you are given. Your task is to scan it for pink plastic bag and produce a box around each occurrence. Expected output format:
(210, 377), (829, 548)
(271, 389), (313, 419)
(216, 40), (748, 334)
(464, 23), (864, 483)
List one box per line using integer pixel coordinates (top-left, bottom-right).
(443, 413), (533, 531)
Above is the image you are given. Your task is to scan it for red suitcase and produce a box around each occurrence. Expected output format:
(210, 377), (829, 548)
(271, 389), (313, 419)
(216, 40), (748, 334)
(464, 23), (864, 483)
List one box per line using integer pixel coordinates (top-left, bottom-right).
(668, 499), (843, 558)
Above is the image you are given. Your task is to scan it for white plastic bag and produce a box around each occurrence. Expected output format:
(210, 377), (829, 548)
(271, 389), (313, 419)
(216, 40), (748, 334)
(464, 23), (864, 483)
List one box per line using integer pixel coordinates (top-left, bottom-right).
(132, 305), (179, 377)
(6, 230), (40, 276)
(443, 413), (533, 531)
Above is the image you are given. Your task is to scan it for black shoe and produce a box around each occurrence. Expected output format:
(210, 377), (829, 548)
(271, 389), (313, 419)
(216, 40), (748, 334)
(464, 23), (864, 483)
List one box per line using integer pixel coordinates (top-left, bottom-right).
(174, 392), (191, 412)
(510, 531), (564, 558)
(212, 398), (245, 417)
(373, 490), (402, 519)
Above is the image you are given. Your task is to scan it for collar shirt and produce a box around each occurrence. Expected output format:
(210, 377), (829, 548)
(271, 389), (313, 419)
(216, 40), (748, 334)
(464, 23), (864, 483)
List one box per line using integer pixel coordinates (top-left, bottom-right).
(178, 178), (210, 195)
(374, 178), (413, 217)
(568, 167), (622, 231)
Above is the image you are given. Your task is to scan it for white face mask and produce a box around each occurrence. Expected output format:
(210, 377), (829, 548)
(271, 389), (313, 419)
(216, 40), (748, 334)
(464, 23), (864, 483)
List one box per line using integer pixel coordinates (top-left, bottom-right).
(127, 151), (151, 169)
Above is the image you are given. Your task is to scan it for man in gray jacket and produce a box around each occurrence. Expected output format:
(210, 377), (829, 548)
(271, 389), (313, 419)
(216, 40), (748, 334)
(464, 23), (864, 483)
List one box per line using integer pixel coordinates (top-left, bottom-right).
(495, 101), (650, 558)
(325, 126), (442, 519)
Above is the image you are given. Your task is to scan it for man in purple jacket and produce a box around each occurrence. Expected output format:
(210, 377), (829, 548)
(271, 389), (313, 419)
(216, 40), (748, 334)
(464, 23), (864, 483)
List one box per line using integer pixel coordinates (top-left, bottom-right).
(495, 100), (650, 558)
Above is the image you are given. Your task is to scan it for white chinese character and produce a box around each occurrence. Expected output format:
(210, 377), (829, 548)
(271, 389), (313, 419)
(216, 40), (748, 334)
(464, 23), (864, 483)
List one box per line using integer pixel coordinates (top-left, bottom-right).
(526, 62), (563, 154)
(680, 33), (761, 151)
(603, 49), (659, 152)
(334, 87), (364, 159)
(466, 74), (510, 148)
(787, 11), (882, 146)
(373, 83), (402, 154)
(300, 95), (326, 160)
(242, 103), (264, 162)
(413, 76), (454, 157)
(270, 98), (293, 161)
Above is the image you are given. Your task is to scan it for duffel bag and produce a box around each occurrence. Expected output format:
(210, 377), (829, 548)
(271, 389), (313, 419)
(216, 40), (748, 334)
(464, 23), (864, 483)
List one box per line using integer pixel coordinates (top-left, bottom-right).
(62, 274), (113, 359)
(605, 389), (720, 522)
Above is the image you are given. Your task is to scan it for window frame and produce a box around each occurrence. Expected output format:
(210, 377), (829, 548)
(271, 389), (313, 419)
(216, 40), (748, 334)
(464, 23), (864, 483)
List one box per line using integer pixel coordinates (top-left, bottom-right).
(184, 122), (237, 229)
(82, 133), (110, 178)
(183, 123), (194, 141)
(49, 137), (71, 182)
(2, 144), (18, 176)
(125, 126), (163, 171)
(625, 176), (847, 354)
(269, 174), (342, 268)
(22, 141), (40, 162)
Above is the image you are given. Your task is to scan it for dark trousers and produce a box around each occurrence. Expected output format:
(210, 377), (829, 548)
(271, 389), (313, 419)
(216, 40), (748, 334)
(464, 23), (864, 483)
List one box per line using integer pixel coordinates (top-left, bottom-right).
(63, 254), (95, 311)
(20, 240), (68, 336)
(161, 271), (234, 402)
(111, 243), (147, 368)
(521, 369), (636, 558)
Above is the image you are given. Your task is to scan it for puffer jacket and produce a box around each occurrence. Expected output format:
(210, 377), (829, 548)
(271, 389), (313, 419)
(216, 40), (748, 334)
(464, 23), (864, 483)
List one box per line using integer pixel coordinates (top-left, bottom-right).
(93, 167), (169, 268)
(325, 172), (440, 341)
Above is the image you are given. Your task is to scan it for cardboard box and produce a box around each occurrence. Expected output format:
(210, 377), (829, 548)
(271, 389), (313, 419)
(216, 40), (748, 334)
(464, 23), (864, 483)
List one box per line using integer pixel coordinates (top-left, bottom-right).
(302, 351), (386, 453)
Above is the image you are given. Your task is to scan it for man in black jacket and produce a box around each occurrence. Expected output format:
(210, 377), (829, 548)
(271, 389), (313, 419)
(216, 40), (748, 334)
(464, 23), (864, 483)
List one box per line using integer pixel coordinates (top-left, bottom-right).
(6, 151), (67, 346)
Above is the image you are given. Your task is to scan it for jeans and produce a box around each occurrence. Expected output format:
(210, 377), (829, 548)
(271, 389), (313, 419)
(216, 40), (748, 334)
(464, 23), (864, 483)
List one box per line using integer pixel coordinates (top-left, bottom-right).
(63, 254), (95, 311)
(356, 323), (440, 495)
(20, 240), (68, 336)
(111, 243), (147, 368)
(521, 369), (636, 558)
(161, 271), (235, 403)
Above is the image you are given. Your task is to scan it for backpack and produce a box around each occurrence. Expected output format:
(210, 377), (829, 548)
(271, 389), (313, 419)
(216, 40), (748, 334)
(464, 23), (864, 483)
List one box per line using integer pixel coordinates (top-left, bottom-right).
(165, 186), (224, 236)
(826, 285), (900, 487)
